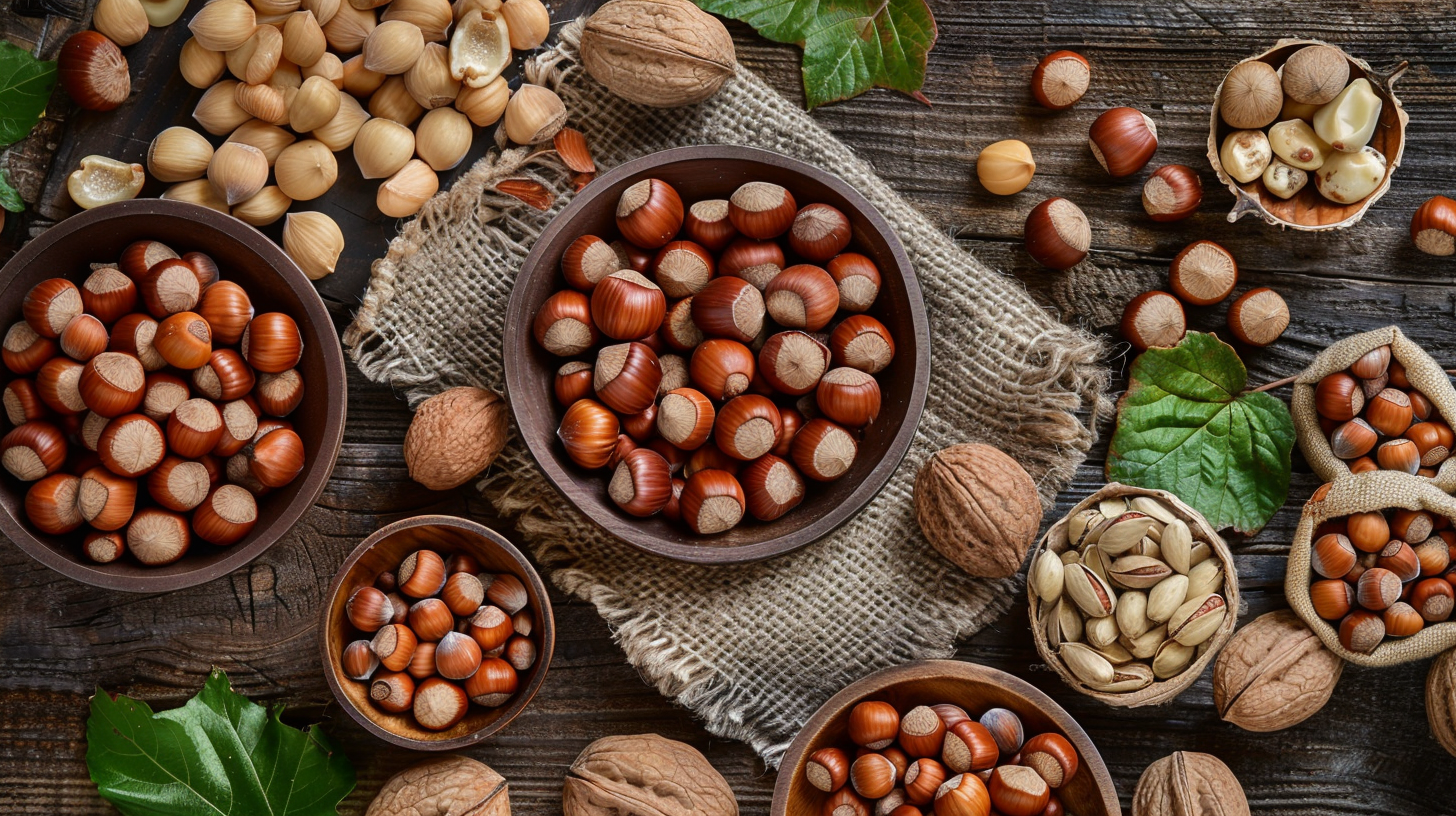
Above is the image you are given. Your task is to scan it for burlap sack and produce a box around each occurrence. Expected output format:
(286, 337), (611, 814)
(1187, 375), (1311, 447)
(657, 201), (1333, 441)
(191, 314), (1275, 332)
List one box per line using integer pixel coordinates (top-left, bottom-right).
(1286, 471), (1456, 667)
(1027, 483), (1238, 707)
(345, 23), (1111, 765)
(1291, 325), (1456, 490)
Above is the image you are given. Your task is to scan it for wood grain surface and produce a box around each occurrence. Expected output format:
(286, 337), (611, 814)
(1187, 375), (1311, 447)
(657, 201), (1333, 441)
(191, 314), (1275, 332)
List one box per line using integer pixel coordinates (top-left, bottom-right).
(3, 0), (1456, 813)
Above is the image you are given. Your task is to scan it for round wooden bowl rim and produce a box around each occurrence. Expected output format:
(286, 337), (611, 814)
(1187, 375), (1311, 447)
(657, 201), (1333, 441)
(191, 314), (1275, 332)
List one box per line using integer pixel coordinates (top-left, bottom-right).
(318, 514), (556, 750)
(769, 659), (1122, 816)
(1205, 38), (1410, 232)
(0, 199), (347, 592)
(1026, 483), (1240, 707)
(503, 144), (931, 565)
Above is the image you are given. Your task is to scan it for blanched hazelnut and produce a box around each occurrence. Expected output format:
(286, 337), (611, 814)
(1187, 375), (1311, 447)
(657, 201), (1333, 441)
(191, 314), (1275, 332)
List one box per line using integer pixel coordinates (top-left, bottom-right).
(1267, 118), (1332, 171)
(1315, 146), (1386, 204)
(1219, 130), (1272, 184)
(1313, 78), (1382, 152)
(1262, 158), (1308, 200)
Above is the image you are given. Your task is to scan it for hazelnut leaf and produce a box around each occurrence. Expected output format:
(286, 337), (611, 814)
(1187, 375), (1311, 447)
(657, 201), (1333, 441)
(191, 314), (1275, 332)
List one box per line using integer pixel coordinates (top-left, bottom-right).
(692, 0), (938, 109)
(0, 41), (57, 146)
(1107, 331), (1294, 535)
(86, 668), (356, 815)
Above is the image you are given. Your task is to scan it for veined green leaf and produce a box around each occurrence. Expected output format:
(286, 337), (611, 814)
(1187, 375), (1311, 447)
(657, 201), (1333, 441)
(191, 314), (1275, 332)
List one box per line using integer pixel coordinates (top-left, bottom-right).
(0, 41), (57, 146)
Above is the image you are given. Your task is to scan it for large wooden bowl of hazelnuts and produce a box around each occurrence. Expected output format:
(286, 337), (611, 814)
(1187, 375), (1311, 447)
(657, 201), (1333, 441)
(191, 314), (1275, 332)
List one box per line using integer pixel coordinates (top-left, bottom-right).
(504, 145), (930, 564)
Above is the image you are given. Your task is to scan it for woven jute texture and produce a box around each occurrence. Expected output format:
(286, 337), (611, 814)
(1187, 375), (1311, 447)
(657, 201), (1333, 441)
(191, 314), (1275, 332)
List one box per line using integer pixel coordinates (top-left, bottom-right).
(345, 23), (1110, 766)
(1291, 325), (1456, 491)
(1286, 471), (1456, 666)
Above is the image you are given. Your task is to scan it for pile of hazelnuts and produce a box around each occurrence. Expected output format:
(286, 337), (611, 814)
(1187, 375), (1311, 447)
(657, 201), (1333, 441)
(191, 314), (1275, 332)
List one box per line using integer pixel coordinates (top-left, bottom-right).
(0, 239), (307, 566)
(1313, 344), (1453, 476)
(535, 176), (896, 535)
(1308, 501), (1456, 654)
(341, 549), (537, 732)
(807, 700), (1079, 816)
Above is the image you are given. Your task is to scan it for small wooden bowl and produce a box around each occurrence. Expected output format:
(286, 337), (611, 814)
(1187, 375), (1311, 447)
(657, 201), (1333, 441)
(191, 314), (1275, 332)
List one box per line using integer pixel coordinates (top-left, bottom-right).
(1207, 38), (1409, 231)
(504, 145), (931, 565)
(771, 660), (1122, 816)
(0, 199), (346, 592)
(320, 515), (554, 750)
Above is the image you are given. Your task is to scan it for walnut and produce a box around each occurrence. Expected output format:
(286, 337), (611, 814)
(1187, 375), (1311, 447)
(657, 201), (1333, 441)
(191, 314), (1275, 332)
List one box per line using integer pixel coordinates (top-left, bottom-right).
(1212, 610), (1343, 732)
(366, 755), (509, 816)
(403, 386), (509, 490)
(1132, 751), (1249, 816)
(562, 733), (738, 816)
(1429, 648), (1456, 758)
(578, 0), (736, 108)
(913, 443), (1043, 578)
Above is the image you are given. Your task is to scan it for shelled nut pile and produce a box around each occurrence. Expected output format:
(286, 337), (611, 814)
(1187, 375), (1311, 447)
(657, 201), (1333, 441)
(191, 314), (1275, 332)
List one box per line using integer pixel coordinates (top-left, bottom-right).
(1313, 344), (1453, 476)
(0, 239), (307, 565)
(1307, 506), (1455, 653)
(806, 700), (1079, 816)
(540, 177), (896, 535)
(342, 549), (537, 730)
(1030, 494), (1229, 693)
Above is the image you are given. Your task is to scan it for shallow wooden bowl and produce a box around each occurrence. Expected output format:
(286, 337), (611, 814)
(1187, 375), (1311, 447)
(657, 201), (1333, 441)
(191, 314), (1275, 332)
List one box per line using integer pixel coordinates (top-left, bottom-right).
(0, 199), (346, 592)
(504, 145), (930, 565)
(772, 660), (1122, 816)
(320, 514), (555, 750)
(1207, 38), (1409, 231)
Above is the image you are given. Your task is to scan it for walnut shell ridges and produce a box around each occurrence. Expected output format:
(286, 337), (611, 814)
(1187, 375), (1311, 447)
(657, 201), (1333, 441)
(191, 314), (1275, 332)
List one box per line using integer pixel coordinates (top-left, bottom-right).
(366, 755), (509, 816)
(1132, 751), (1250, 816)
(579, 0), (736, 108)
(1430, 648), (1456, 758)
(1212, 609), (1343, 733)
(913, 443), (1042, 578)
(563, 733), (739, 816)
(404, 386), (509, 491)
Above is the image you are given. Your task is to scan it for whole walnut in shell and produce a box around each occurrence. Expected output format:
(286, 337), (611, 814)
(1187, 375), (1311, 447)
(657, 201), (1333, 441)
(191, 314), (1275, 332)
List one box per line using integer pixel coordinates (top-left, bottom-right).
(366, 755), (509, 816)
(1429, 648), (1456, 758)
(579, 0), (736, 108)
(404, 386), (509, 490)
(563, 733), (738, 816)
(913, 443), (1043, 578)
(1213, 610), (1343, 732)
(1132, 751), (1249, 816)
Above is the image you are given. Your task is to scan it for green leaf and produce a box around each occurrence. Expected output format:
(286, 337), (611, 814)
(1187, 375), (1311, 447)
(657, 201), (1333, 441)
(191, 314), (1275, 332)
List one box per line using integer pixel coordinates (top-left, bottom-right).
(87, 669), (355, 816)
(1107, 332), (1294, 535)
(0, 41), (57, 147)
(0, 173), (23, 212)
(693, 0), (938, 109)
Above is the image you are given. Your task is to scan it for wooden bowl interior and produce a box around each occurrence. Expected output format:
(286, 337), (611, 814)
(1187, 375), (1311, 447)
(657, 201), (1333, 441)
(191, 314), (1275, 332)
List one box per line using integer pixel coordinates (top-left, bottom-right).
(507, 146), (927, 564)
(322, 516), (554, 749)
(774, 661), (1120, 816)
(1210, 42), (1403, 228)
(0, 199), (345, 591)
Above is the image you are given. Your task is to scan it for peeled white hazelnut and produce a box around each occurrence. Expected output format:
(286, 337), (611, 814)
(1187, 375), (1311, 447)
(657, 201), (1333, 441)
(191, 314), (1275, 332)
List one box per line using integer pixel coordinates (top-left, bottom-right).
(448, 9), (511, 88)
(1267, 118), (1332, 171)
(1315, 146), (1386, 204)
(1262, 158), (1308, 200)
(68, 155), (145, 209)
(1219, 129), (1272, 184)
(1313, 78), (1382, 153)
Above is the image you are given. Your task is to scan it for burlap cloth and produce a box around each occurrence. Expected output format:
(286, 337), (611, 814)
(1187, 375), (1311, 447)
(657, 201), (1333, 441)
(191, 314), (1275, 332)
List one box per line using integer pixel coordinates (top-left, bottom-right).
(1286, 471), (1456, 666)
(344, 22), (1110, 766)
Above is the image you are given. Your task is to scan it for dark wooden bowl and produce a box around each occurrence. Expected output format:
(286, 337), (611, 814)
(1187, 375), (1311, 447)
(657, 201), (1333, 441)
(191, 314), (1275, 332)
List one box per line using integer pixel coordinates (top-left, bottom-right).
(503, 145), (930, 564)
(772, 660), (1122, 816)
(320, 514), (554, 750)
(0, 199), (346, 591)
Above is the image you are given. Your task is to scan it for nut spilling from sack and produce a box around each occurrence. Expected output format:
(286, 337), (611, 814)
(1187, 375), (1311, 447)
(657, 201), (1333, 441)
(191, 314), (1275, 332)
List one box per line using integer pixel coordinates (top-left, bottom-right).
(1313, 344), (1453, 477)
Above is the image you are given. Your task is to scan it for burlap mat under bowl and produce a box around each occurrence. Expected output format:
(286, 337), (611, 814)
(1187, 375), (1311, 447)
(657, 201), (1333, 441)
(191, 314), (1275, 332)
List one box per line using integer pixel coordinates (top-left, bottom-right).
(344, 22), (1111, 766)
(1291, 325), (1456, 491)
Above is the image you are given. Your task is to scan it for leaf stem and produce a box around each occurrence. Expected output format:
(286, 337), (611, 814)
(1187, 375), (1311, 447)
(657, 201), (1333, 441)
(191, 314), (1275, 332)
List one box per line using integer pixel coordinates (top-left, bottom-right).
(1253, 368), (1456, 393)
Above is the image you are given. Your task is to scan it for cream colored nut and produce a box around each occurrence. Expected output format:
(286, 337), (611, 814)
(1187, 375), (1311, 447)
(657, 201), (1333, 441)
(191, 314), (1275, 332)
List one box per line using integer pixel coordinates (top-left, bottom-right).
(1268, 118), (1332, 171)
(207, 141), (269, 206)
(1282, 96), (1322, 122)
(274, 139), (338, 200)
(1185, 559), (1223, 601)
(455, 76), (509, 126)
(1068, 508), (1102, 548)
(162, 179), (229, 212)
(1059, 550), (1081, 566)
(343, 54), (388, 95)
(353, 117), (415, 178)
(502, 82), (566, 144)
(1116, 590), (1152, 639)
(1263, 158), (1308, 200)
(194, 80), (253, 135)
(282, 211), (343, 279)
(302, 52), (345, 87)
(1147, 574), (1190, 623)
(449, 9), (511, 87)
(228, 121), (296, 166)
(1061, 642), (1115, 686)
(322, 3), (376, 53)
(377, 159), (438, 217)
(232, 186), (292, 226)
(1080, 544), (1112, 585)
(405, 42), (460, 109)
(1086, 614), (1120, 649)
(1129, 496), (1176, 524)
(1313, 77), (1382, 152)
(1030, 549), (1065, 605)
(95, 0), (149, 46)
(1123, 624), (1167, 660)
(314, 93), (371, 151)
(1160, 519), (1192, 574)
(500, 0), (549, 50)
(270, 60), (304, 91)
(1064, 562), (1117, 619)
(1098, 497), (1128, 518)
(1153, 639), (1196, 679)
(1087, 662), (1154, 693)
(1044, 599), (1083, 649)
(229, 26), (284, 85)
(139, 0), (188, 26)
(1220, 129), (1271, 184)
(1108, 555), (1174, 590)
(1168, 593), (1227, 647)
(1314, 146), (1386, 204)
(1188, 541), (1212, 568)
(1094, 640), (1135, 666)
(1097, 512), (1158, 556)
(188, 0), (258, 51)
(364, 19), (426, 74)
(414, 106), (473, 171)
(148, 126), (214, 183)
(289, 74), (342, 132)
(303, 0), (341, 26)
(68, 156), (145, 209)
(181, 38), (227, 88)
(282, 11), (328, 68)
(382, 0), (452, 41)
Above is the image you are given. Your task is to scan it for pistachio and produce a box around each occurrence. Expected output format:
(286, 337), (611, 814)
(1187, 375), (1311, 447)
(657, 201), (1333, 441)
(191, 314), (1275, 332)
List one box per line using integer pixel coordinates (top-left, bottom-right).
(1097, 512), (1157, 556)
(1168, 593), (1227, 647)
(1064, 562), (1116, 618)
(1045, 598), (1083, 649)
(1185, 559), (1224, 601)
(1116, 590), (1152, 638)
(1061, 642), (1115, 686)
(1086, 614), (1120, 649)
(1152, 639), (1195, 679)
(1088, 662), (1154, 693)
(1213, 610), (1343, 733)
(1131, 537), (1161, 561)
(1133, 752), (1250, 816)
(1068, 508), (1101, 547)
(1098, 497), (1128, 518)
(1147, 574), (1189, 623)
(1161, 518), (1192, 574)
(1130, 495), (1177, 524)
(1030, 549), (1065, 604)
(1188, 540), (1212, 568)
(1108, 555), (1174, 590)
(1123, 625), (1167, 660)
(1058, 550), (1081, 566)
(1081, 544), (1112, 584)
(1093, 640), (1136, 666)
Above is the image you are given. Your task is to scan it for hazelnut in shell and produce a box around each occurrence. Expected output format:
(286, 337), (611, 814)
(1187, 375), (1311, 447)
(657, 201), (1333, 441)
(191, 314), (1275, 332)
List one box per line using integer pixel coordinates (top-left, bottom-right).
(2, 380), (48, 427)
(245, 427), (306, 488)
(153, 312), (213, 370)
(591, 271), (666, 341)
(593, 341), (662, 415)
(608, 447), (672, 517)
(98, 413), (165, 477)
(690, 338), (756, 401)
(241, 313), (304, 373)
(765, 264), (840, 332)
(58, 31), (131, 112)
(759, 330), (831, 395)
(1088, 107), (1158, 177)
(60, 314), (109, 362)
(728, 181), (796, 240)
(3, 321), (59, 375)
(558, 399), (619, 469)
(463, 656), (517, 707)
(1031, 50), (1090, 110)
(714, 395), (782, 461)
(739, 453), (804, 522)
(816, 367), (880, 429)
(1142, 165), (1202, 222)
(657, 387), (715, 451)
(192, 483), (258, 545)
(826, 253), (880, 313)
(679, 468), (746, 535)
(1412, 195), (1456, 256)
(1168, 240), (1237, 306)
(1, 422), (68, 482)
(615, 178), (683, 249)
(788, 203), (852, 261)
(126, 507), (191, 565)
(718, 237), (785, 292)
(790, 418), (856, 482)
(197, 281), (254, 345)
(1024, 197), (1090, 270)
(1121, 291), (1186, 351)
(691, 275), (766, 344)
(24, 278), (84, 339)
(1226, 287), (1288, 347)
(683, 199), (738, 253)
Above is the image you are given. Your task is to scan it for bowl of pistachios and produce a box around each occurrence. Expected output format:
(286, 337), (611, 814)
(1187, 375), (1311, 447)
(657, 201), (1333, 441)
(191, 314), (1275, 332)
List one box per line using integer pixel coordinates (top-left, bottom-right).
(1026, 484), (1240, 707)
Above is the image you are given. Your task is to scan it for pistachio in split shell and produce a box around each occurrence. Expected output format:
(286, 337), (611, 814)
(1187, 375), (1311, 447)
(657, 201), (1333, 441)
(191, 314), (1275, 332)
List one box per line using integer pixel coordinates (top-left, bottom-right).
(1122, 624), (1167, 660)
(1167, 592), (1227, 647)
(1093, 639), (1135, 666)
(1428, 648), (1456, 758)
(1064, 562), (1116, 618)
(1096, 511), (1158, 556)
(1115, 589), (1152, 639)
(1147, 574), (1190, 623)
(1044, 598), (1083, 649)
(1185, 559), (1223, 601)
(68, 155), (145, 210)
(1129, 496), (1176, 524)
(1085, 613), (1120, 649)
(1108, 555), (1174, 590)
(282, 211), (344, 280)
(1067, 508), (1102, 548)
(1133, 752), (1249, 816)
(448, 9), (510, 88)
(1152, 639), (1195, 679)
(1160, 518), (1192, 574)
(1029, 549), (1065, 605)
(1080, 544), (1112, 584)
(147, 126), (215, 183)
(1060, 641), (1114, 687)
(1213, 610), (1343, 733)
(1087, 662), (1154, 693)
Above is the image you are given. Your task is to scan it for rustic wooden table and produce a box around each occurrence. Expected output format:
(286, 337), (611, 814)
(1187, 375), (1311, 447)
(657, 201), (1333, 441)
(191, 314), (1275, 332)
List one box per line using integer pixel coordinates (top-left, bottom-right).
(3, 1), (1456, 813)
